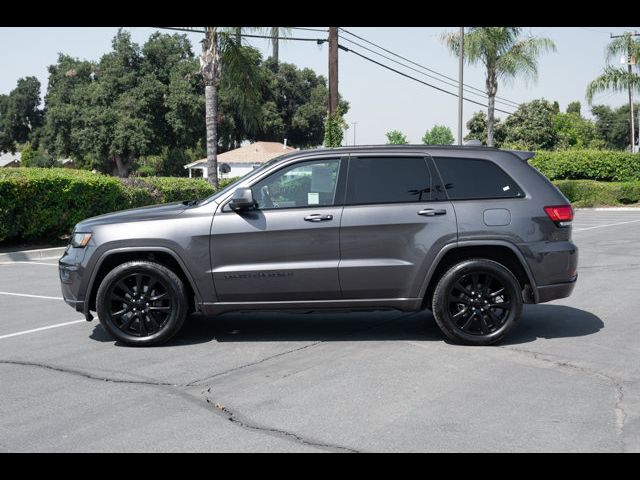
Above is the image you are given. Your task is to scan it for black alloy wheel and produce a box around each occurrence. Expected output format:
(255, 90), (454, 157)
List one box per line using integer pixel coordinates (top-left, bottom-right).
(432, 258), (523, 346)
(96, 261), (188, 346)
(106, 271), (172, 337)
(446, 272), (511, 336)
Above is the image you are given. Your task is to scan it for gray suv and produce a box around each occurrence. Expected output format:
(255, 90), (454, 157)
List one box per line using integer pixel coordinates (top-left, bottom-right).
(59, 145), (578, 347)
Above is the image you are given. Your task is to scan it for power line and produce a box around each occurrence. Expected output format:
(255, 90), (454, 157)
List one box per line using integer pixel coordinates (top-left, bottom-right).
(338, 43), (516, 115)
(339, 35), (518, 109)
(338, 27), (521, 109)
(578, 27), (612, 35)
(291, 27), (329, 32)
(154, 27), (326, 43)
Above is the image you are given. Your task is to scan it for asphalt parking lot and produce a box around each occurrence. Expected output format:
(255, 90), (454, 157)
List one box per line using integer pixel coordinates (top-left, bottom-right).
(1, 209), (639, 452)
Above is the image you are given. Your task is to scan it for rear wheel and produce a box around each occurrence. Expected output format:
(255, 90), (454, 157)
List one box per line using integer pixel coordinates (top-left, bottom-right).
(96, 260), (188, 346)
(431, 258), (523, 346)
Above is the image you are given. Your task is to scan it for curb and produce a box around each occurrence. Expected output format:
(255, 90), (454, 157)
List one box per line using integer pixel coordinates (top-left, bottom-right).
(0, 246), (66, 263)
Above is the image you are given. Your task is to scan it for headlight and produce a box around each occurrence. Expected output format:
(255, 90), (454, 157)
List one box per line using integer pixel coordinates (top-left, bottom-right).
(70, 232), (92, 248)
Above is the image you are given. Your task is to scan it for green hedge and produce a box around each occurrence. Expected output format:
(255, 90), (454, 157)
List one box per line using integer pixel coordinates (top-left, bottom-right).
(0, 168), (237, 243)
(552, 180), (640, 207)
(2, 165), (639, 243)
(531, 150), (640, 182)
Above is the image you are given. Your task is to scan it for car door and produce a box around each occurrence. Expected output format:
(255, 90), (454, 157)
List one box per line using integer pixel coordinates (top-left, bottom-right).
(210, 157), (346, 302)
(339, 154), (458, 299)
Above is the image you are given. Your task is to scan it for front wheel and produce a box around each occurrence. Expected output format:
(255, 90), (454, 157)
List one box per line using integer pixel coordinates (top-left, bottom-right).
(431, 258), (523, 346)
(96, 260), (188, 346)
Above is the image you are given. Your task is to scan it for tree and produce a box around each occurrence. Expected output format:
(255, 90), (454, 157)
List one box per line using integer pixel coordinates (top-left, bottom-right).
(385, 130), (409, 145)
(200, 27), (264, 188)
(586, 33), (640, 151)
(442, 27), (556, 146)
(500, 99), (558, 150)
(553, 112), (603, 150)
(323, 108), (348, 147)
(591, 103), (640, 150)
(43, 30), (206, 177)
(567, 101), (581, 115)
(0, 76), (44, 153)
(253, 58), (348, 148)
(464, 111), (504, 145)
(269, 27), (291, 65)
(422, 125), (454, 145)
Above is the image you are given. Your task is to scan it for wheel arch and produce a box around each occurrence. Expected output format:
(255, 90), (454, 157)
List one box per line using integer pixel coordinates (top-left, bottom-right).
(420, 241), (538, 309)
(85, 247), (201, 315)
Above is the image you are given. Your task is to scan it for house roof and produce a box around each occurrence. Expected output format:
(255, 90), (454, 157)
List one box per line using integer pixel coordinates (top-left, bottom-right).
(0, 151), (21, 167)
(185, 142), (297, 169)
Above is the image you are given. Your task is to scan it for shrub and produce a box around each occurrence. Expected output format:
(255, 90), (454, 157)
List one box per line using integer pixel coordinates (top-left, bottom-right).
(552, 180), (640, 207)
(531, 150), (640, 182)
(0, 168), (222, 243)
(0, 168), (132, 242)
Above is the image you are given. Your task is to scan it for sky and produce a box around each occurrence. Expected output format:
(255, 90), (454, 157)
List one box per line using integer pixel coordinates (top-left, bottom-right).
(0, 26), (638, 146)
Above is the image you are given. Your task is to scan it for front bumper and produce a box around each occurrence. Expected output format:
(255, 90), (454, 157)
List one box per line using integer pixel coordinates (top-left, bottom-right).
(535, 276), (578, 303)
(59, 244), (91, 313)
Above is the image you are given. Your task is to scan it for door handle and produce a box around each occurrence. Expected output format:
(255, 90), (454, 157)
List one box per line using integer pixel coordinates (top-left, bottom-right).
(304, 214), (333, 222)
(418, 208), (447, 216)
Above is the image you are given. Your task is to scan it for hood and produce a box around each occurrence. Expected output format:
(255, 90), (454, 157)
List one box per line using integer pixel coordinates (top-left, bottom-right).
(75, 202), (188, 231)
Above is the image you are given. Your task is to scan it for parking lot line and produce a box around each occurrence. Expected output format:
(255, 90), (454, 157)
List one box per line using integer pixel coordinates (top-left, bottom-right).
(574, 218), (640, 232)
(0, 319), (85, 340)
(0, 291), (64, 301)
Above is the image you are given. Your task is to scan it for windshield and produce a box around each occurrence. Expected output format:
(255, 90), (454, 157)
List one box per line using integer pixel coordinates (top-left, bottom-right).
(199, 156), (284, 205)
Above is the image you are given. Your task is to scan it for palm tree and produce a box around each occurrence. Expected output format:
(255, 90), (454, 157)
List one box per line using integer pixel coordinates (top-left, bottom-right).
(442, 27), (556, 146)
(200, 27), (263, 188)
(586, 33), (640, 152)
(269, 27), (292, 65)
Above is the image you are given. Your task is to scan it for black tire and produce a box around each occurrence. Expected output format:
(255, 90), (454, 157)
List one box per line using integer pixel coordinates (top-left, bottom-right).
(96, 260), (188, 346)
(431, 258), (523, 346)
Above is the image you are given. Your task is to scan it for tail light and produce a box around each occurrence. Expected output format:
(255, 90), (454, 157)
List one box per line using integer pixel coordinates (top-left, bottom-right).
(544, 205), (574, 227)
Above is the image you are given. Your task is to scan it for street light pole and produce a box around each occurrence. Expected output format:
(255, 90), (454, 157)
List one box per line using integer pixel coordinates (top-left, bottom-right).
(352, 122), (357, 145)
(458, 26), (464, 146)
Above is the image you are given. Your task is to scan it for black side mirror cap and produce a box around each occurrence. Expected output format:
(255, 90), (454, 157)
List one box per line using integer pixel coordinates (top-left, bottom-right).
(229, 187), (256, 211)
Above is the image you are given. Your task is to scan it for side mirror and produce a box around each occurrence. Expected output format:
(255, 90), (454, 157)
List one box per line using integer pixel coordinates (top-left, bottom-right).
(228, 187), (256, 211)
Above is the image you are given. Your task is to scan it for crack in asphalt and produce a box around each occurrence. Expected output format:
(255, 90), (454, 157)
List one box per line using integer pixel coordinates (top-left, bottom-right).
(0, 359), (359, 452)
(0, 360), (181, 387)
(186, 342), (324, 387)
(186, 311), (420, 386)
(203, 389), (360, 453)
(0, 313), (417, 453)
(500, 346), (628, 450)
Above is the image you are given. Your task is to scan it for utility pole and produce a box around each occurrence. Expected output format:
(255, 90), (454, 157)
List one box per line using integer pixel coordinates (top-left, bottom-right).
(458, 27), (464, 145)
(328, 27), (339, 115)
(611, 31), (639, 153)
(351, 122), (357, 145)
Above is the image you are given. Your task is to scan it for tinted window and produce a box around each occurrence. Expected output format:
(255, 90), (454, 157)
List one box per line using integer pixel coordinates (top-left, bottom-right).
(346, 157), (432, 205)
(433, 157), (523, 199)
(251, 159), (341, 210)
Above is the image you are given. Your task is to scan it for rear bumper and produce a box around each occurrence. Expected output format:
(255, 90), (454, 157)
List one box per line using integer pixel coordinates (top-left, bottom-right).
(535, 276), (577, 303)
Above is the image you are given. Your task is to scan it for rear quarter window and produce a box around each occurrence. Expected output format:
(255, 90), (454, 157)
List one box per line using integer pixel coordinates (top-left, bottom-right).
(433, 157), (524, 200)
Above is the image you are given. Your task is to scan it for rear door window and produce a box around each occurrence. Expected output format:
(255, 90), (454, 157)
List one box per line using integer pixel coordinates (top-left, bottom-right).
(346, 156), (433, 205)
